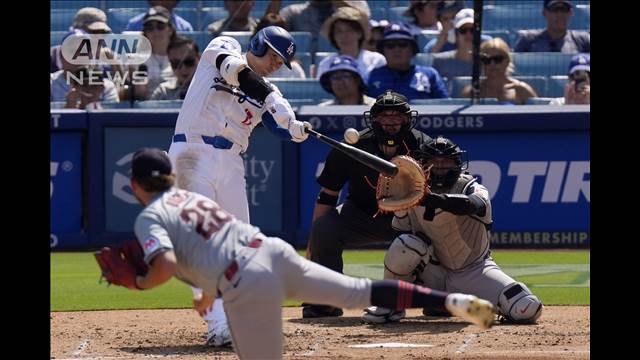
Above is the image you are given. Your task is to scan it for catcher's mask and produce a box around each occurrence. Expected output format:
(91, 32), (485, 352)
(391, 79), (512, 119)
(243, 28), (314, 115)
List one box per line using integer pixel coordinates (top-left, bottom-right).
(364, 90), (417, 147)
(413, 136), (468, 188)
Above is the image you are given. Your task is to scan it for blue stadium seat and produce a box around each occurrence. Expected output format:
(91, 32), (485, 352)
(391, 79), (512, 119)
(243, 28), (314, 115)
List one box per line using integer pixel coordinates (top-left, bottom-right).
(220, 31), (253, 51)
(51, 0), (102, 10)
(291, 32), (312, 53)
(101, 102), (136, 109)
(270, 79), (329, 102)
(512, 52), (573, 77)
(51, 9), (77, 31)
(134, 100), (185, 109)
(179, 31), (213, 52)
(547, 75), (569, 98)
(416, 32), (438, 51)
(483, 5), (546, 32)
(50, 101), (66, 109)
(294, 52), (312, 78)
(200, 7), (229, 32)
(573, 4), (590, 31)
(483, 29), (514, 48)
(413, 53), (434, 67)
(520, 76), (547, 96)
(449, 76), (547, 98)
(526, 97), (555, 105)
(51, 31), (67, 46)
(387, 6), (411, 23)
(107, 8), (147, 33)
(106, 1), (150, 8)
(173, 8), (200, 31)
(370, 7), (388, 21)
(450, 76), (472, 98)
(317, 36), (337, 52)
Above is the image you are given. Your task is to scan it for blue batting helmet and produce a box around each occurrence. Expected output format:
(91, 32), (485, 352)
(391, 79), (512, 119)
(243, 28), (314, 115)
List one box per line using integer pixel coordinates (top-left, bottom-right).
(249, 26), (296, 69)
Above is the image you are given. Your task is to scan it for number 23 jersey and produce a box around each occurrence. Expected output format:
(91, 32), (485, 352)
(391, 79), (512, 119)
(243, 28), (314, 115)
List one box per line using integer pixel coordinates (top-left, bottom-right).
(133, 187), (261, 295)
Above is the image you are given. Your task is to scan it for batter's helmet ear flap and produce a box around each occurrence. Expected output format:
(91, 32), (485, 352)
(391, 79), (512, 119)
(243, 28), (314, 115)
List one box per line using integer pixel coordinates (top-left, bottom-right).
(249, 30), (268, 57)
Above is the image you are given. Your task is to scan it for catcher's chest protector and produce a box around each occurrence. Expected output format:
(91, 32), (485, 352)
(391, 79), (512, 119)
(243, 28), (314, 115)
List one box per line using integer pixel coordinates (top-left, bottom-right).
(408, 174), (492, 271)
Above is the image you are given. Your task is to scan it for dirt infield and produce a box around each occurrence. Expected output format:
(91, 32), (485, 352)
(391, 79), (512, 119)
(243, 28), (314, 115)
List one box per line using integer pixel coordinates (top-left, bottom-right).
(51, 306), (589, 359)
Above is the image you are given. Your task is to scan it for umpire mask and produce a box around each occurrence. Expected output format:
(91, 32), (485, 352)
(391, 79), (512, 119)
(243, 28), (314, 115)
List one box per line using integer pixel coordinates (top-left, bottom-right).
(414, 136), (468, 188)
(364, 90), (417, 147)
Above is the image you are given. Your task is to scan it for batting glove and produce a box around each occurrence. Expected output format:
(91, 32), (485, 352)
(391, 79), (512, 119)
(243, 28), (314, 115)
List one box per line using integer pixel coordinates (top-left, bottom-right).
(264, 91), (310, 142)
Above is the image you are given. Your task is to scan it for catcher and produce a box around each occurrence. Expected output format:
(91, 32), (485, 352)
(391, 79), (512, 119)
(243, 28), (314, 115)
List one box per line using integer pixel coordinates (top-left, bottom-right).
(304, 90), (432, 318)
(95, 147), (496, 360)
(363, 136), (543, 324)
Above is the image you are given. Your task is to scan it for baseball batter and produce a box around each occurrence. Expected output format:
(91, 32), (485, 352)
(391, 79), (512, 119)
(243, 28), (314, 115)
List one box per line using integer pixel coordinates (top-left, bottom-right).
(166, 26), (311, 346)
(363, 136), (544, 324)
(121, 147), (496, 360)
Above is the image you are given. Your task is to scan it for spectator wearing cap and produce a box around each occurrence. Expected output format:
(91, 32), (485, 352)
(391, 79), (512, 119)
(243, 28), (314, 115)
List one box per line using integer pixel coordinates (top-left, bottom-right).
(50, 8), (113, 73)
(514, 0), (590, 53)
(421, 0), (464, 53)
(367, 23), (448, 100)
(140, 6), (177, 99)
(208, 0), (258, 37)
(316, 6), (386, 83)
(125, 0), (194, 32)
(279, 0), (370, 55)
(252, 13), (306, 79)
(363, 19), (389, 53)
(424, 7), (492, 53)
(150, 36), (200, 100)
(551, 53), (590, 105)
(404, 0), (443, 34)
(318, 55), (376, 106)
(51, 65), (120, 109)
(461, 38), (537, 105)
(431, 9), (494, 94)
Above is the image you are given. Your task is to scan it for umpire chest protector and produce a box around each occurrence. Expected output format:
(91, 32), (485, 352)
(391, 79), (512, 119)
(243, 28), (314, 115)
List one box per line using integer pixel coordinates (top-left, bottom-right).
(406, 173), (493, 271)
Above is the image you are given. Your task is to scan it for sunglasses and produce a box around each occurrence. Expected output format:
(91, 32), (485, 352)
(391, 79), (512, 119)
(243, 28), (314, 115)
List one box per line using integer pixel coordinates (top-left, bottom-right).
(384, 41), (412, 50)
(170, 57), (197, 69)
(457, 27), (474, 35)
(143, 22), (168, 32)
(480, 55), (506, 65)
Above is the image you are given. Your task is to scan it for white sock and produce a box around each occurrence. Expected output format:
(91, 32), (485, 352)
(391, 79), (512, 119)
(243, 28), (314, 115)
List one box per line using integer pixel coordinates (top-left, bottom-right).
(205, 299), (228, 329)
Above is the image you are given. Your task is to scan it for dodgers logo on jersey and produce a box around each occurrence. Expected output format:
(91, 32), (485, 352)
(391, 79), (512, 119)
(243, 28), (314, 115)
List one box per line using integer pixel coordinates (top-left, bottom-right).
(143, 236), (160, 253)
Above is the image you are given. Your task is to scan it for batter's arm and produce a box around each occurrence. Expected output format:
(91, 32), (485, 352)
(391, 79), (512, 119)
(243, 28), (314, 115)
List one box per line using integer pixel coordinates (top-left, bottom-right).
(135, 250), (178, 290)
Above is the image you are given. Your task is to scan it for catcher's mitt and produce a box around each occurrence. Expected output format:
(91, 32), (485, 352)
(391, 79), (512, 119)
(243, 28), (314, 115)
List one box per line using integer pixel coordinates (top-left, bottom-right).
(94, 239), (148, 290)
(376, 155), (431, 212)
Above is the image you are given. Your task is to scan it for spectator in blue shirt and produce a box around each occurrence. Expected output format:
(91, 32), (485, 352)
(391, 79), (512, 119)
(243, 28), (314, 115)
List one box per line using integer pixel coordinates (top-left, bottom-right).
(367, 22), (448, 100)
(514, 0), (590, 53)
(125, 0), (194, 32)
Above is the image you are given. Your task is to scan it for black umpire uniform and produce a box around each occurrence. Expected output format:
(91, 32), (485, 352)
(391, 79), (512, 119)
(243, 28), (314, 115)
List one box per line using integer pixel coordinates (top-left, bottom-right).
(304, 90), (432, 318)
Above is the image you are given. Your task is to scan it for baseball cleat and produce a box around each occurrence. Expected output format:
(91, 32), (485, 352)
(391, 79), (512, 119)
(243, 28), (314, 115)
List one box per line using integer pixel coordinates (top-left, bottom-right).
(302, 305), (343, 318)
(445, 293), (496, 329)
(362, 306), (406, 324)
(207, 324), (232, 347)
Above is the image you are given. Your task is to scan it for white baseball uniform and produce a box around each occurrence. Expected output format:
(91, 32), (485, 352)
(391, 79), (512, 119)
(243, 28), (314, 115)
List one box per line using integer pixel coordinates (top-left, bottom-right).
(135, 188), (373, 359)
(166, 36), (306, 337)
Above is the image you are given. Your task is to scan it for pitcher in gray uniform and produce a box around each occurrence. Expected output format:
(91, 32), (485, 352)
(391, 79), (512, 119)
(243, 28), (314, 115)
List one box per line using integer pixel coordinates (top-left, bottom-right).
(126, 147), (496, 360)
(363, 136), (543, 325)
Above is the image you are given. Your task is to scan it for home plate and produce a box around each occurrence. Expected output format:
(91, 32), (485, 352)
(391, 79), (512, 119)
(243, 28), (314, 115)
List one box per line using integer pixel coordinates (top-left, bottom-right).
(348, 343), (435, 348)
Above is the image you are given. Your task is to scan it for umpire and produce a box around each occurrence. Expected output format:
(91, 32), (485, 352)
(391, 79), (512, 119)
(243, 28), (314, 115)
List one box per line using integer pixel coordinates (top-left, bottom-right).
(303, 90), (432, 318)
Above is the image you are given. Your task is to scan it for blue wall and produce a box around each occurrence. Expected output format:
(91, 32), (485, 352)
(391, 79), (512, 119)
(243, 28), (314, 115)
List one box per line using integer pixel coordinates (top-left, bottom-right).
(50, 105), (590, 250)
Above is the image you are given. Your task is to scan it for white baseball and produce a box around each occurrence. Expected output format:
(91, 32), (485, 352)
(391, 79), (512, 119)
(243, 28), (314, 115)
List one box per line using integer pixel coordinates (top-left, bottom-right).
(344, 128), (360, 144)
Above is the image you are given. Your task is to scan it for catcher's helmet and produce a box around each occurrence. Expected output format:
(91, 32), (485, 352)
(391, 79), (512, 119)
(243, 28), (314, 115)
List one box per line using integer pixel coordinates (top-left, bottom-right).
(414, 136), (468, 188)
(364, 90), (417, 147)
(249, 26), (296, 69)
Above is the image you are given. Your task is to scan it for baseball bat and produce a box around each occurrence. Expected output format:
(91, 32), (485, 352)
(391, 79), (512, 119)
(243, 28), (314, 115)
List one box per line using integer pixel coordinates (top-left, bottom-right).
(305, 128), (398, 177)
